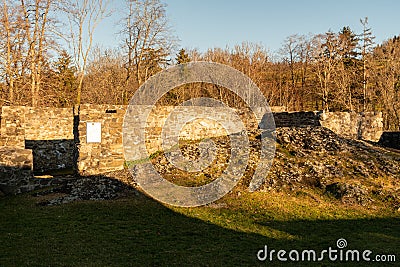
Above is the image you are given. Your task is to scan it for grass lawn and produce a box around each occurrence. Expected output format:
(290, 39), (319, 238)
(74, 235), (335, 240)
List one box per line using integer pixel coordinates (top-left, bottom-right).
(1, 186), (399, 266)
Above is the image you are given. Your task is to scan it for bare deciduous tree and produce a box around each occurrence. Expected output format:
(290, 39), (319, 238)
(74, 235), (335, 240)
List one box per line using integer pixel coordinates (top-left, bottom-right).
(311, 32), (340, 111)
(372, 37), (400, 130)
(20, 0), (54, 106)
(0, 0), (57, 106)
(64, 0), (111, 106)
(1, 0), (14, 103)
(120, 0), (177, 90)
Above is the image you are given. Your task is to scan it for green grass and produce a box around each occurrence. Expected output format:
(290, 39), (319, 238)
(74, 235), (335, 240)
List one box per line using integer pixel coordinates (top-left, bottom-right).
(125, 151), (164, 167)
(1, 186), (399, 266)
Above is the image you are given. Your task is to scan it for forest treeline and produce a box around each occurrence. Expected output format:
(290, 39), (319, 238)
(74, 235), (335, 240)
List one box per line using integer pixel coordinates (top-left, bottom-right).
(0, 0), (399, 130)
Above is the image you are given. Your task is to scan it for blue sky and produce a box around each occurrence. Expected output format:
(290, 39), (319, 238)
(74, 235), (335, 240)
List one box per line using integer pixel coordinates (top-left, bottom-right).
(95, 0), (400, 54)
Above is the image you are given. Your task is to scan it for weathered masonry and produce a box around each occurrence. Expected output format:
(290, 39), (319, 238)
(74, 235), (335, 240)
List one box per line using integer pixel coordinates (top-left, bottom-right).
(0, 105), (388, 182)
(379, 131), (400, 150)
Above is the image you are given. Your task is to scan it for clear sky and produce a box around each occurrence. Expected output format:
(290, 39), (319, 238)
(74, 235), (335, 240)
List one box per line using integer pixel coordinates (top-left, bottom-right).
(95, 0), (400, 55)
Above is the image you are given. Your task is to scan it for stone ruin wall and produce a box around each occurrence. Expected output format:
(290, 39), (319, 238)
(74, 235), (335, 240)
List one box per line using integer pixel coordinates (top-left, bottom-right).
(271, 111), (384, 142)
(0, 146), (33, 194)
(77, 105), (126, 174)
(319, 112), (384, 142)
(0, 106), (75, 193)
(0, 106), (26, 148)
(0, 106), (75, 173)
(78, 105), (259, 174)
(379, 131), (400, 150)
(0, 105), (391, 189)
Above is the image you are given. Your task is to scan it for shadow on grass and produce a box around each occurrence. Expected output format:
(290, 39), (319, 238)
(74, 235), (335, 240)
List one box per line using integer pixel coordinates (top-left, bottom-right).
(0, 173), (399, 267)
(257, 218), (399, 257)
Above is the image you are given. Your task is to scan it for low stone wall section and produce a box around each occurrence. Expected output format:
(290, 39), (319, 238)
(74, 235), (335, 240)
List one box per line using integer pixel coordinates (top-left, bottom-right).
(320, 112), (383, 142)
(0, 146), (33, 194)
(379, 132), (400, 150)
(264, 111), (383, 142)
(271, 111), (321, 127)
(25, 139), (75, 173)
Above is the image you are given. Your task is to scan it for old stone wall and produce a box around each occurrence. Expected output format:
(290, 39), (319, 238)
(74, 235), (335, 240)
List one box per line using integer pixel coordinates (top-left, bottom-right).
(0, 146), (33, 194)
(122, 106), (256, 166)
(0, 106), (75, 172)
(79, 105), (257, 174)
(24, 107), (75, 172)
(267, 110), (383, 142)
(77, 104), (126, 175)
(320, 112), (383, 142)
(0, 106), (26, 148)
(379, 132), (400, 150)
(0, 104), (385, 177)
(272, 111), (321, 127)
(23, 107), (74, 140)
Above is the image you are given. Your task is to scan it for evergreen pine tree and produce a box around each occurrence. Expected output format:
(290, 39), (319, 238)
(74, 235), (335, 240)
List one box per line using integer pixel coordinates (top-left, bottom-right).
(359, 17), (375, 111)
(176, 48), (190, 64)
(53, 50), (77, 106)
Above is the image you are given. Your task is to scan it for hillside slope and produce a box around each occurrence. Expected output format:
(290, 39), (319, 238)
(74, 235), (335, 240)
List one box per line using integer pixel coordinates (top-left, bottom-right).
(150, 126), (400, 209)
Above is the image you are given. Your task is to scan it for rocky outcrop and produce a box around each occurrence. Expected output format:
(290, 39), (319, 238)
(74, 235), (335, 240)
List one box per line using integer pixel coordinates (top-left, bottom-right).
(265, 127), (399, 206)
(149, 126), (400, 207)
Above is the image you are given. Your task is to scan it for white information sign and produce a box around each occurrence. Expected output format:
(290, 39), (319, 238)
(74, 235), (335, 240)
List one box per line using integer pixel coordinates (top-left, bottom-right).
(86, 122), (101, 143)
